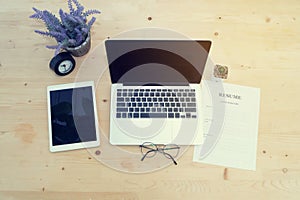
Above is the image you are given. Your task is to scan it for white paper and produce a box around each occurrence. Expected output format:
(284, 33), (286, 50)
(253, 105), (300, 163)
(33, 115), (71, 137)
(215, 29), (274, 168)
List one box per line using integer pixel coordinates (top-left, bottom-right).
(193, 81), (260, 170)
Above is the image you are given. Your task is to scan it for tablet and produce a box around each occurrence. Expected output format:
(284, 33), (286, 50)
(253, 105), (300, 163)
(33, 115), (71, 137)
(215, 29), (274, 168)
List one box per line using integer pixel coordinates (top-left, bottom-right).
(47, 81), (100, 152)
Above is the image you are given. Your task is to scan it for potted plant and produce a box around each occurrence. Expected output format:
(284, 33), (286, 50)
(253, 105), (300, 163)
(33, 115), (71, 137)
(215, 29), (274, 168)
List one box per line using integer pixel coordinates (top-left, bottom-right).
(30, 0), (100, 75)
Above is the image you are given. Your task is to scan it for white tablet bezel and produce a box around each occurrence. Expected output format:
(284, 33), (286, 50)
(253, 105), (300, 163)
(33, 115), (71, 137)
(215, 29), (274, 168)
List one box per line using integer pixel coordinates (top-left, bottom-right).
(47, 81), (100, 152)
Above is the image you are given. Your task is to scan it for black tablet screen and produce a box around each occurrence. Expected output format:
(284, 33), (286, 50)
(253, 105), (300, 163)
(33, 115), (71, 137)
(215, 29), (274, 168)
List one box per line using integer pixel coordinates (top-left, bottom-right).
(50, 86), (97, 146)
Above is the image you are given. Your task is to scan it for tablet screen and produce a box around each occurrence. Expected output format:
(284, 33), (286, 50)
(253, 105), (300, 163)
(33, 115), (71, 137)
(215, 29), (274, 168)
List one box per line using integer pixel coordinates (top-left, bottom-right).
(48, 82), (99, 151)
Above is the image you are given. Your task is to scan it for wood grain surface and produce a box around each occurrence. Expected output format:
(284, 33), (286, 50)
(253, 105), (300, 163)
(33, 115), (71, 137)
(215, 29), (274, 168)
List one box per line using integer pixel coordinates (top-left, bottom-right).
(0, 0), (300, 199)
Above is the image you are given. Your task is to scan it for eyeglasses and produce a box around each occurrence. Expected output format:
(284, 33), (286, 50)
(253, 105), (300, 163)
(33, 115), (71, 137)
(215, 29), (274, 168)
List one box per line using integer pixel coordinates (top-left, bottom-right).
(139, 142), (180, 165)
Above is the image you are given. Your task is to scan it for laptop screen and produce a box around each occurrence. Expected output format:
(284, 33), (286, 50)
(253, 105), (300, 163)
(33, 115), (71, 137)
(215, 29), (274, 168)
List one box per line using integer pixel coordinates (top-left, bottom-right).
(105, 40), (211, 85)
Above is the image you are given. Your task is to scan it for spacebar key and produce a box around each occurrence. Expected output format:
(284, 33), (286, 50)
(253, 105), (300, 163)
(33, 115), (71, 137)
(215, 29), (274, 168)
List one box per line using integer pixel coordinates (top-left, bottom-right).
(140, 113), (167, 118)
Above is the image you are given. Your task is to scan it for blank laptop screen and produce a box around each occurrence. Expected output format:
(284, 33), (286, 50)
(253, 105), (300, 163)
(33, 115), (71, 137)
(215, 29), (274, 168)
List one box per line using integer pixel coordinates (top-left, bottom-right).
(105, 40), (211, 85)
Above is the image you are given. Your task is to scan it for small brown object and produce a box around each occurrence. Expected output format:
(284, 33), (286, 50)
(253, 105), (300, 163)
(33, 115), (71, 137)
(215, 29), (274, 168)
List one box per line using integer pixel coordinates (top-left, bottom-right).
(214, 64), (228, 79)
(282, 168), (288, 173)
(148, 16), (152, 21)
(95, 150), (101, 155)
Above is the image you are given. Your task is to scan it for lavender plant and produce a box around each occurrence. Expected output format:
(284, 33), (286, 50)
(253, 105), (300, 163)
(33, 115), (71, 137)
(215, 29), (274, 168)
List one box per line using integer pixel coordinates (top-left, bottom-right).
(30, 0), (100, 55)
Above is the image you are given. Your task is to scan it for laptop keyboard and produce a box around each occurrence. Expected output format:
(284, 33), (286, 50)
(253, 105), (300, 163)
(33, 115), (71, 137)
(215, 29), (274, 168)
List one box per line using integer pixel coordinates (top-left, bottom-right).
(115, 88), (197, 119)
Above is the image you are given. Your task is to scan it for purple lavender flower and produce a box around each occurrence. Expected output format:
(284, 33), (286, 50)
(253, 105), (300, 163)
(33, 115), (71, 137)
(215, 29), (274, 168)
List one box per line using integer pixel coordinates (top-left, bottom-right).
(29, 0), (100, 55)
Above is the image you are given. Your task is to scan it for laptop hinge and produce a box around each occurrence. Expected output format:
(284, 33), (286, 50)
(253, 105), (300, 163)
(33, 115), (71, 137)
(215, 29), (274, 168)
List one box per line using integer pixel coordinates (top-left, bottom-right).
(123, 82), (189, 86)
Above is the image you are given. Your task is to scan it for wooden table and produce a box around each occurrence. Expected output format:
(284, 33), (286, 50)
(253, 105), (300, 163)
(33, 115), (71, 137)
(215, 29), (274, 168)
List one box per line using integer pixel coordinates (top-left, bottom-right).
(1, 0), (299, 199)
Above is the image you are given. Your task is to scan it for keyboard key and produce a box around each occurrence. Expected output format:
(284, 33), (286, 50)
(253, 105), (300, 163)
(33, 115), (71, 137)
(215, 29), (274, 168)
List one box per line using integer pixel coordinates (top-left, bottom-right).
(117, 103), (125, 107)
(117, 97), (124, 102)
(143, 113), (168, 118)
(175, 113), (180, 118)
(129, 108), (134, 112)
(117, 108), (127, 112)
(122, 113), (127, 118)
(188, 93), (195, 97)
(116, 113), (121, 118)
(187, 103), (196, 107)
(185, 108), (196, 112)
(168, 113), (174, 118)
(134, 113), (139, 118)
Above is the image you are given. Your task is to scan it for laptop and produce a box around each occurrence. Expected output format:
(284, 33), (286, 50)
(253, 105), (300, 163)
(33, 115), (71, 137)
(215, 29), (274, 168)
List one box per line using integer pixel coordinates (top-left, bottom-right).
(105, 39), (212, 145)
